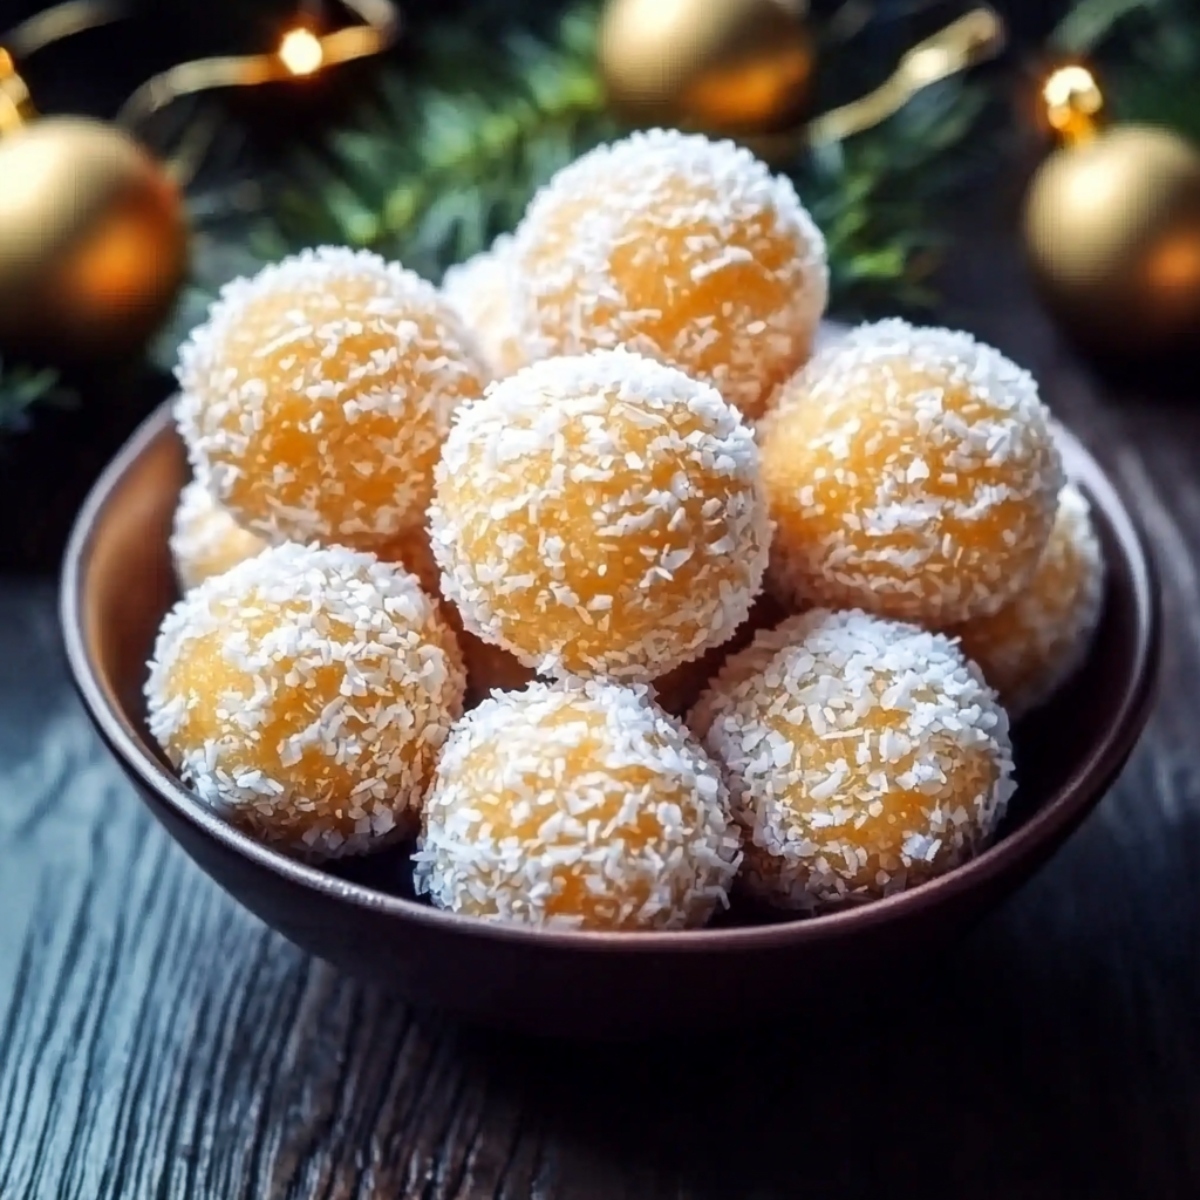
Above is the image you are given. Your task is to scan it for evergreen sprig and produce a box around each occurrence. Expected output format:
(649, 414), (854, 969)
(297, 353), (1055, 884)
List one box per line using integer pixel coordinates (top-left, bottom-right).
(173, 0), (994, 343)
(250, 7), (615, 281)
(798, 80), (992, 316)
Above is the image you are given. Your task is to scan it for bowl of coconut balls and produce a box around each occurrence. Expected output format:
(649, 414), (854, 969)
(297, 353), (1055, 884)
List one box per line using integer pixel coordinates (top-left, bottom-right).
(62, 129), (1159, 1038)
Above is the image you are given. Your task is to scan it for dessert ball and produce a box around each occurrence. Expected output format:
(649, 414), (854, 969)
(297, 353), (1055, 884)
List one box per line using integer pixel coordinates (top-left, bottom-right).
(511, 128), (828, 418)
(175, 246), (488, 551)
(698, 608), (1015, 913)
(441, 234), (526, 376)
(760, 320), (1063, 624)
(686, 609), (814, 741)
(169, 479), (266, 592)
(950, 482), (1104, 719)
(378, 525), (537, 701)
(145, 543), (466, 859)
(413, 679), (741, 929)
(430, 349), (771, 680)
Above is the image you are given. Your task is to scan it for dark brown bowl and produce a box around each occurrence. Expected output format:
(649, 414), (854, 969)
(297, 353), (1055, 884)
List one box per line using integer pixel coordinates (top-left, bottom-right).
(61, 399), (1160, 1039)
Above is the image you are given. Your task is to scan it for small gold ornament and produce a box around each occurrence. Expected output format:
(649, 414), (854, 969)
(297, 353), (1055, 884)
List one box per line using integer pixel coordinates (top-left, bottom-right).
(1023, 66), (1200, 358)
(598, 0), (815, 135)
(0, 116), (189, 363)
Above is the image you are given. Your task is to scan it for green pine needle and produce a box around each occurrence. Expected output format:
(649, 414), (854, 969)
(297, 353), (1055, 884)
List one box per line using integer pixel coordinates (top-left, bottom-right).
(0, 360), (73, 432)
(252, 7), (615, 280)
(170, 1), (994, 345)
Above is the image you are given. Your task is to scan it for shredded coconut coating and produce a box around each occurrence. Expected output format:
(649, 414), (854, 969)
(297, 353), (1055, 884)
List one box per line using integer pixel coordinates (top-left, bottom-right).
(144, 543), (467, 860)
(169, 478), (267, 592)
(429, 349), (771, 681)
(760, 319), (1064, 624)
(687, 609), (816, 741)
(412, 678), (741, 929)
(378, 524), (538, 704)
(699, 608), (1015, 913)
(511, 128), (828, 419)
(175, 246), (489, 551)
(949, 482), (1104, 720)
(441, 234), (527, 377)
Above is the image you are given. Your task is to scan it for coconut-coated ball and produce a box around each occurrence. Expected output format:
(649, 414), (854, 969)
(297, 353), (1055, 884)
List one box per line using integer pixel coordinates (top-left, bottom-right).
(949, 482), (1104, 719)
(169, 479), (266, 591)
(145, 543), (466, 859)
(697, 608), (1015, 913)
(379, 525), (538, 702)
(175, 246), (488, 551)
(413, 679), (741, 929)
(441, 234), (526, 377)
(430, 349), (771, 681)
(686, 609), (814, 741)
(760, 320), (1063, 624)
(511, 128), (828, 418)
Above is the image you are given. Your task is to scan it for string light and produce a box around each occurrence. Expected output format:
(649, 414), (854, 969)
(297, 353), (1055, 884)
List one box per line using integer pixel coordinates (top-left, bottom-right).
(116, 0), (401, 129)
(0, 0), (400, 138)
(279, 29), (325, 77)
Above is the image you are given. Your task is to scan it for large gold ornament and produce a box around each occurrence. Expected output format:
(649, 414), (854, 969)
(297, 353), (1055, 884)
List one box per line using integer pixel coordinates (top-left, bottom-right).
(0, 116), (189, 362)
(598, 0), (814, 135)
(1023, 68), (1200, 358)
(0, 0), (400, 368)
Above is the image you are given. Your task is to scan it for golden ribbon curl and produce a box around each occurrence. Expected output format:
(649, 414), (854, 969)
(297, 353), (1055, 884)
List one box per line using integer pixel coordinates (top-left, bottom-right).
(745, 5), (1006, 162)
(1, 1), (122, 132)
(810, 6), (1005, 145)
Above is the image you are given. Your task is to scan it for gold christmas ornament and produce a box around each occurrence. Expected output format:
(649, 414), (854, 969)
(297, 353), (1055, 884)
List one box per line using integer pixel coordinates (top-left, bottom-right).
(0, 0), (401, 366)
(1024, 66), (1200, 358)
(0, 116), (189, 362)
(598, 0), (815, 134)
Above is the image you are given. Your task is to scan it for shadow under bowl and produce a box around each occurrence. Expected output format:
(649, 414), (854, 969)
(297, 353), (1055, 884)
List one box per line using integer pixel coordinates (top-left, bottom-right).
(60, 401), (1160, 1039)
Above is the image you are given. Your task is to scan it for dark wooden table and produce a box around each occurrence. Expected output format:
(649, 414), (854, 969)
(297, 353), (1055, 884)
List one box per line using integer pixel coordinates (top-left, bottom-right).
(2, 231), (1197, 1199)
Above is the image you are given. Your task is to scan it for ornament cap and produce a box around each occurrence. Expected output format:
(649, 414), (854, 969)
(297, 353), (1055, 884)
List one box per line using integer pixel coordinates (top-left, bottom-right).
(1042, 65), (1104, 147)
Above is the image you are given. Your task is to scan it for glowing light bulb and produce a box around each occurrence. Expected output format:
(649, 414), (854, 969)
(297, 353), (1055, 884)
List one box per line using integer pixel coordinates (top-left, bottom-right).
(279, 28), (324, 76)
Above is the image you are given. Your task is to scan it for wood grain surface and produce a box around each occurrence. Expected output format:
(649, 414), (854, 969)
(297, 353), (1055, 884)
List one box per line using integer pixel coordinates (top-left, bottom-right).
(2, 233), (1198, 1199)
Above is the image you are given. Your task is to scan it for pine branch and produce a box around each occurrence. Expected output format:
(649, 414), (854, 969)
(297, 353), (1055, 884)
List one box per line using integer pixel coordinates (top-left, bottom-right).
(0, 360), (73, 433)
(252, 7), (615, 280)
(798, 81), (994, 316)
(164, 0), (995, 355)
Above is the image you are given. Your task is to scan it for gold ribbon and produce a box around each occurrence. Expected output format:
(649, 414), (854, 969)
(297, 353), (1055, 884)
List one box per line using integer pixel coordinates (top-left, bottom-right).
(0, 0), (122, 132)
(810, 6), (1005, 145)
(747, 5), (1006, 162)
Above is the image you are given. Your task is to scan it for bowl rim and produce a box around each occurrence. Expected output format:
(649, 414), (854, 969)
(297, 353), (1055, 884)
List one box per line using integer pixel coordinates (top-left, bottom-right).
(60, 397), (1162, 956)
